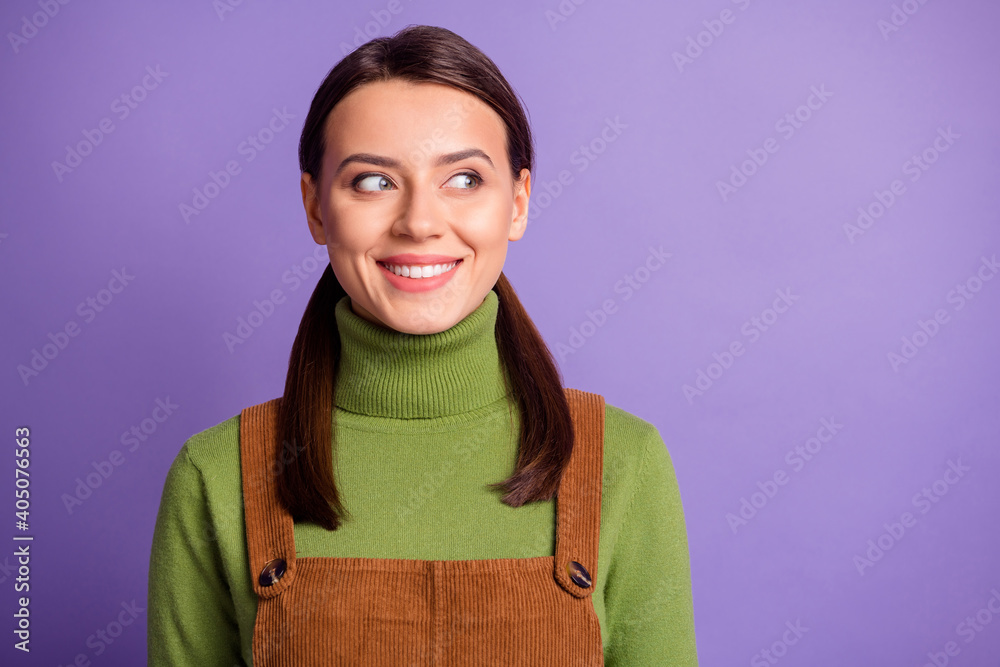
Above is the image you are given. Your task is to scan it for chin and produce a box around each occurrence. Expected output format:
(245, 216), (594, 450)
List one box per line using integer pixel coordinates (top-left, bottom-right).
(396, 313), (459, 335)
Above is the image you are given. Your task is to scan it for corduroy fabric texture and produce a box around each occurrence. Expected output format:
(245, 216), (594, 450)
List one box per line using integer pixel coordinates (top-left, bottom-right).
(241, 388), (605, 665)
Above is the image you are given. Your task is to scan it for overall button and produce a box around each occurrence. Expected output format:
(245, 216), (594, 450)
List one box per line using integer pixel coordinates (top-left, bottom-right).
(259, 558), (287, 587)
(567, 560), (591, 588)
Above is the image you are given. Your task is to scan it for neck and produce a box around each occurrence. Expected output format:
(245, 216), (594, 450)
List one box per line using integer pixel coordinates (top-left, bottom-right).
(333, 290), (508, 419)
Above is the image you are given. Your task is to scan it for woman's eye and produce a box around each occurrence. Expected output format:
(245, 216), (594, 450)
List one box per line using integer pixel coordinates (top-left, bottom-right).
(355, 174), (394, 192)
(445, 173), (481, 190)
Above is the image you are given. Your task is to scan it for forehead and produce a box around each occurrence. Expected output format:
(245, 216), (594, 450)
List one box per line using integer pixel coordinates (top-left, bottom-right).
(323, 79), (507, 165)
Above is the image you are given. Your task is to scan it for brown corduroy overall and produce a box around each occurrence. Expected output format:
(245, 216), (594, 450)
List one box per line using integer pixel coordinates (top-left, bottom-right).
(239, 388), (605, 666)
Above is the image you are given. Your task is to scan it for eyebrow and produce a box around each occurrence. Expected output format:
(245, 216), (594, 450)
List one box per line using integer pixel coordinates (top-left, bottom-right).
(332, 148), (495, 178)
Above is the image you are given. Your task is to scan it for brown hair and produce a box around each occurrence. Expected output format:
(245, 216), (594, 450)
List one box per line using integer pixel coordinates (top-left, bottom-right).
(277, 24), (573, 530)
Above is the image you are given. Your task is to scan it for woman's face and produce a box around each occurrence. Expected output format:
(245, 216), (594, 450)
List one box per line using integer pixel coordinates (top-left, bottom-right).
(301, 79), (531, 335)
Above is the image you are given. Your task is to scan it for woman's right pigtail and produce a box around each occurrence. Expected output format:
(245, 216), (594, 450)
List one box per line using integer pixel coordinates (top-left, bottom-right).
(275, 263), (348, 531)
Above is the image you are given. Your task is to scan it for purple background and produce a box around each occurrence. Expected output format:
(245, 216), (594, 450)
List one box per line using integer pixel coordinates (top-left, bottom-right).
(2, 0), (999, 665)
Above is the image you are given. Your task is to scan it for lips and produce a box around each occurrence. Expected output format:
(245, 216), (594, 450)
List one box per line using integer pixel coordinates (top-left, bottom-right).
(376, 254), (462, 292)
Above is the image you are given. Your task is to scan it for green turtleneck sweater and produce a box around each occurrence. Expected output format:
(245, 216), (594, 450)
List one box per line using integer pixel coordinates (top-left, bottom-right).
(147, 290), (698, 666)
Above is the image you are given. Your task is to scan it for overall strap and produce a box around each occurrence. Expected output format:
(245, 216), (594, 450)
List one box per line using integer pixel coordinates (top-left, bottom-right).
(554, 388), (605, 599)
(240, 391), (605, 599)
(240, 398), (298, 599)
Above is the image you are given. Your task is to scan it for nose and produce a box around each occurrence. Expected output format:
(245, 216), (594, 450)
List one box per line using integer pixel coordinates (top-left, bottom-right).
(392, 182), (445, 241)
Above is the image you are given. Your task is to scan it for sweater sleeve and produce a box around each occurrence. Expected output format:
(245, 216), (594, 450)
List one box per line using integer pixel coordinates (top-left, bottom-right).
(603, 427), (698, 665)
(147, 444), (246, 666)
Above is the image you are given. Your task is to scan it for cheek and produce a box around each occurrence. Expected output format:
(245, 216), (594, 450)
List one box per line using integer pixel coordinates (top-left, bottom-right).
(322, 202), (379, 249)
(459, 193), (514, 238)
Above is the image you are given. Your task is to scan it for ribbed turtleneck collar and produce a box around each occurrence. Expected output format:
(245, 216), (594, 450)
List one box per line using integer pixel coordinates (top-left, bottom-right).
(333, 290), (509, 419)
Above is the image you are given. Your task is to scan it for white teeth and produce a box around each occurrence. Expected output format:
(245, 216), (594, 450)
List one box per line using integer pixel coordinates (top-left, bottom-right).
(381, 261), (458, 279)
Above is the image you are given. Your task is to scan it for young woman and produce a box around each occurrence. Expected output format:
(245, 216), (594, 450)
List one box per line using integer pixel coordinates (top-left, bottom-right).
(148, 24), (698, 666)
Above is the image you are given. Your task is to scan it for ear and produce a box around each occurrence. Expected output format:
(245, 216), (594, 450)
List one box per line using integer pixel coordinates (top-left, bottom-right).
(508, 168), (531, 242)
(301, 172), (326, 245)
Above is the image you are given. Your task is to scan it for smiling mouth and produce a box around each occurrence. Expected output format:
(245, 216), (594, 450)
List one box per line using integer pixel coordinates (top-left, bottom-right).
(377, 259), (462, 279)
